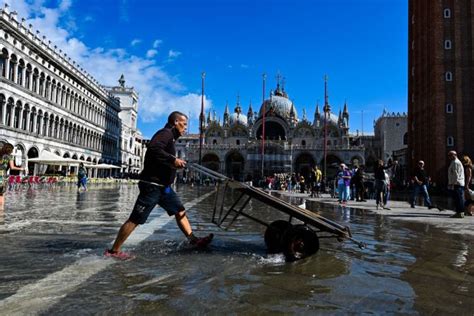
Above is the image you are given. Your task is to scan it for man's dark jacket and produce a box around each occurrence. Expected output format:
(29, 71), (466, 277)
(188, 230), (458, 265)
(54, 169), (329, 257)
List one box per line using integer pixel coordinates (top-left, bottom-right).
(139, 124), (180, 186)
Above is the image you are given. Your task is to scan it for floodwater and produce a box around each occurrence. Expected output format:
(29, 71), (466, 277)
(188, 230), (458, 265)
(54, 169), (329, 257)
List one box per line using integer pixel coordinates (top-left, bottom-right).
(0, 184), (473, 315)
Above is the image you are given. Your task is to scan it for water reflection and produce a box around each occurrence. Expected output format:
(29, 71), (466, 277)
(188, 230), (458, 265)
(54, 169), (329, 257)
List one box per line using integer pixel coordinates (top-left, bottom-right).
(0, 185), (473, 314)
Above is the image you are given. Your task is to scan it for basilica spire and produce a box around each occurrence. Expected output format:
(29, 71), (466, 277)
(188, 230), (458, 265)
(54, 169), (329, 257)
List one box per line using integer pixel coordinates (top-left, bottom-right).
(343, 99), (349, 126)
(314, 100), (321, 127)
(235, 93), (242, 114)
(323, 75), (331, 113)
(223, 101), (230, 126)
(247, 100), (254, 125)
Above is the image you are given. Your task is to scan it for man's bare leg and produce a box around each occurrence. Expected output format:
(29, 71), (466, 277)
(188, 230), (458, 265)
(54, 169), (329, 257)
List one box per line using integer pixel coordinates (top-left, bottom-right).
(175, 210), (193, 236)
(111, 220), (138, 252)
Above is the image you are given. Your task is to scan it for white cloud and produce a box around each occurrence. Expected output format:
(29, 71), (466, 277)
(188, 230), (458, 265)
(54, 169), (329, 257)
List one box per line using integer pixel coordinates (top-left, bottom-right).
(130, 38), (141, 46)
(152, 39), (163, 48)
(168, 49), (182, 59)
(59, 0), (72, 11)
(5, 0), (210, 124)
(146, 49), (158, 58)
(240, 64), (249, 68)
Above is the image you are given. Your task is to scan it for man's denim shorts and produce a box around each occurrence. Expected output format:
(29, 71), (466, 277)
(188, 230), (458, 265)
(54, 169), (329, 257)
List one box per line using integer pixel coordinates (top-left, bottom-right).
(129, 181), (185, 225)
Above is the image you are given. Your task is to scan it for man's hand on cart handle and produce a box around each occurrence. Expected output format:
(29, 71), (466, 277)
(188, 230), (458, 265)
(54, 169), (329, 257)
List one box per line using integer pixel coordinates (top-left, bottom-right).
(174, 157), (187, 169)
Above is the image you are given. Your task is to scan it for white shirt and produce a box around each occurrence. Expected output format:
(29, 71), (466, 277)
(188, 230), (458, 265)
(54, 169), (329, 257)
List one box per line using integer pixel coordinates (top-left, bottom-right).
(448, 157), (465, 187)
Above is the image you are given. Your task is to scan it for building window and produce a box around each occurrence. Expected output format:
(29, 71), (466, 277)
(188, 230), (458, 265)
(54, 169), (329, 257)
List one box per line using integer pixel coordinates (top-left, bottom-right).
(444, 40), (452, 49)
(446, 103), (453, 113)
(445, 72), (453, 81)
(213, 139), (217, 145)
(443, 8), (451, 18)
(236, 139), (240, 145)
(447, 136), (454, 147)
(403, 133), (408, 145)
(301, 140), (306, 147)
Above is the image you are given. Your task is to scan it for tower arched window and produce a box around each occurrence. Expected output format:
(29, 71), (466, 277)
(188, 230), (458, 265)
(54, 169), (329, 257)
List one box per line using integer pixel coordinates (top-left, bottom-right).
(447, 136), (454, 147)
(301, 140), (306, 147)
(444, 40), (452, 49)
(443, 8), (451, 18)
(445, 72), (453, 81)
(236, 139), (240, 145)
(446, 103), (453, 113)
(403, 133), (408, 145)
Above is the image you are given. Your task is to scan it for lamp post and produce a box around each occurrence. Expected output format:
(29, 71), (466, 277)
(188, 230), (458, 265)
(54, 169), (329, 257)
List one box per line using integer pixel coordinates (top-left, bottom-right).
(199, 72), (205, 166)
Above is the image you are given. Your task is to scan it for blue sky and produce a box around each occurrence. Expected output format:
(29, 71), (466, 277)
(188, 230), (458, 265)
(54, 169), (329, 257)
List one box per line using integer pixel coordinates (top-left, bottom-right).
(5, 0), (408, 138)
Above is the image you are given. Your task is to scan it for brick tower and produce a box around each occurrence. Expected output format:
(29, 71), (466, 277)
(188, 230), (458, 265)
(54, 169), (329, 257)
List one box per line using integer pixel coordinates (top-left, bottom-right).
(408, 0), (474, 186)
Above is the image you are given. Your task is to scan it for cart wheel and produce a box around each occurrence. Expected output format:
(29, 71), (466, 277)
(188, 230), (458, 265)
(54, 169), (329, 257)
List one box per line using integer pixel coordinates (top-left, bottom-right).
(283, 225), (319, 261)
(264, 220), (292, 253)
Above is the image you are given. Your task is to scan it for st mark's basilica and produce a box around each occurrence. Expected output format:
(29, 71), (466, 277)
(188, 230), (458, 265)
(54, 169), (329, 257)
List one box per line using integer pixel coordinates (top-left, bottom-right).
(177, 79), (366, 182)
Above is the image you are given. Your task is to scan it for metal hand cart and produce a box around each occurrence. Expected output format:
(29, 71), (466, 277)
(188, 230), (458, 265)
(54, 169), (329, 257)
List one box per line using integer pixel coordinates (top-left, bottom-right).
(188, 163), (365, 261)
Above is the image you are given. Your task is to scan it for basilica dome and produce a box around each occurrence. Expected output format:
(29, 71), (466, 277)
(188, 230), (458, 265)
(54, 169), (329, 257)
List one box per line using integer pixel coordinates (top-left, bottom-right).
(259, 92), (298, 120)
(229, 112), (248, 126)
(228, 104), (248, 126)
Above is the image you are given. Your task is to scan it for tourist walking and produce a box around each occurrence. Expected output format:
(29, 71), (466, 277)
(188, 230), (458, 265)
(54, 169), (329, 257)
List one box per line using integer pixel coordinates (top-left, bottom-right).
(353, 166), (366, 202)
(105, 111), (213, 260)
(77, 162), (88, 192)
(410, 160), (433, 209)
(0, 143), (25, 210)
(448, 151), (465, 218)
(374, 159), (391, 210)
(337, 163), (351, 204)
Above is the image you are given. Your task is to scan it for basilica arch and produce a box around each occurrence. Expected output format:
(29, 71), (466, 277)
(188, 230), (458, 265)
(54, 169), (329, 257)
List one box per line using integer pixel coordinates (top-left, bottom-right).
(295, 152), (315, 179)
(202, 152), (220, 172)
(320, 154), (343, 179)
(225, 150), (245, 181)
(255, 119), (287, 140)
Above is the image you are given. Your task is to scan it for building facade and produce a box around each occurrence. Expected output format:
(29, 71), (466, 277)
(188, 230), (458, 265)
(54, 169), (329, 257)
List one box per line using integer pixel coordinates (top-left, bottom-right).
(0, 6), (139, 176)
(104, 75), (143, 175)
(177, 82), (365, 181)
(408, 0), (474, 185)
(374, 110), (408, 163)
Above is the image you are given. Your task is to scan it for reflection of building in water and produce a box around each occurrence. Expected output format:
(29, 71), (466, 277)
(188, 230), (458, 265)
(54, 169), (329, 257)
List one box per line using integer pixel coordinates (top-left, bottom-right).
(176, 80), (366, 181)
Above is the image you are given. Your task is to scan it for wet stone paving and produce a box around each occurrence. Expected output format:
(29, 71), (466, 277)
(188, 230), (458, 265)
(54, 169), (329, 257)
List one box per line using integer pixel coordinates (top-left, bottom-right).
(0, 184), (473, 315)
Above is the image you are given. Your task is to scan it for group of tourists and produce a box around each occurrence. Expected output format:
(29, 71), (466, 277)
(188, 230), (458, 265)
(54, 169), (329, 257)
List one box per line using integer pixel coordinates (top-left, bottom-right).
(263, 167), (325, 196)
(405, 151), (472, 218)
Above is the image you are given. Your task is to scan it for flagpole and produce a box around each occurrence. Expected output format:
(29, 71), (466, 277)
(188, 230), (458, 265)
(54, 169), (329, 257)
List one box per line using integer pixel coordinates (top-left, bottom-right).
(323, 75), (329, 179)
(199, 72), (205, 166)
(261, 73), (266, 179)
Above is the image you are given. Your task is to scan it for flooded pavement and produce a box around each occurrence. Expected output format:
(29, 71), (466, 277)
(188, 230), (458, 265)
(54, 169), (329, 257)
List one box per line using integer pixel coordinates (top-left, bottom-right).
(0, 184), (473, 315)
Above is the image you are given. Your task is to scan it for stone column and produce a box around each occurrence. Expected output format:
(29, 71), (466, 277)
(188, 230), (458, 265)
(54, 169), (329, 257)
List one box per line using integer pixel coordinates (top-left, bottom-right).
(38, 115), (44, 135)
(21, 66), (26, 87)
(12, 63), (17, 82)
(4, 58), (9, 80)
(1, 100), (6, 125)
(32, 112), (38, 134)
(18, 105), (24, 129)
